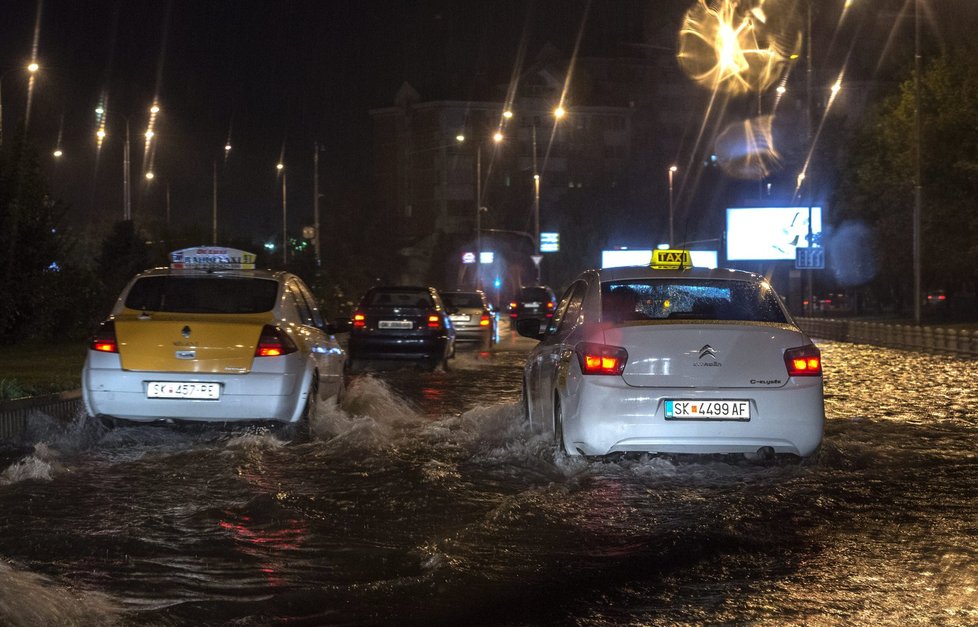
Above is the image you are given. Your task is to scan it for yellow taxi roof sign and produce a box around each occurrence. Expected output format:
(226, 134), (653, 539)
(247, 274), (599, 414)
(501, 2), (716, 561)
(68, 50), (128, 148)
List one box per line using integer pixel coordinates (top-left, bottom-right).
(170, 247), (256, 270)
(650, 249), (692, 270)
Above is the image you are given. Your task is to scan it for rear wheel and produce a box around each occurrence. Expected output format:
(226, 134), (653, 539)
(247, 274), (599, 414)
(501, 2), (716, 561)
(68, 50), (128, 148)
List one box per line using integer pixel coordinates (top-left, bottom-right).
(554, 395), (569, 455)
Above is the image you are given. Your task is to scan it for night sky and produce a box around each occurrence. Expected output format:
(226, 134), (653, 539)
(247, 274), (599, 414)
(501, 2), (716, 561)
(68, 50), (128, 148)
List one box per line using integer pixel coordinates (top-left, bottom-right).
(1, 0), (670, 241)
(2, 0), (974, 245)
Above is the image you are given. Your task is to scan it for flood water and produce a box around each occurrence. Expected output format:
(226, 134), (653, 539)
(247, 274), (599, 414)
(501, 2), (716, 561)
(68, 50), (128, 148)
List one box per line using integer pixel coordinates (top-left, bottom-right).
(1, 333), (977, 626)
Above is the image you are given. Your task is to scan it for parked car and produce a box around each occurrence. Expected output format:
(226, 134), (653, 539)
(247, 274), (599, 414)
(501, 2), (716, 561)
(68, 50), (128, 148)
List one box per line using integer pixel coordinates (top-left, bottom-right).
(440, 290), (496, 349)
(508, 285), (557, 329)
(517, 252), (824, 460)
(82, 247), (346, 436)
(347, 286), (456, 372)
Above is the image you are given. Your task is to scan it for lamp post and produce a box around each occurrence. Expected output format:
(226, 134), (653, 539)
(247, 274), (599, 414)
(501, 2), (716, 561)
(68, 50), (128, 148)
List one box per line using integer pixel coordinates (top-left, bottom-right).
(668, 165), (678, 246)
(276, 162), (287, 265)
(96, 104), (160, 222)
(0, 62), (39, 148)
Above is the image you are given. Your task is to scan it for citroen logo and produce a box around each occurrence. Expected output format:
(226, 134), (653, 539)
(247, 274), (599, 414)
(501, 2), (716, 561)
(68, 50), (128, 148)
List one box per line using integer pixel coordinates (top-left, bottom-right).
(182, 325), (192, 338)
(698, 345), (718, 360)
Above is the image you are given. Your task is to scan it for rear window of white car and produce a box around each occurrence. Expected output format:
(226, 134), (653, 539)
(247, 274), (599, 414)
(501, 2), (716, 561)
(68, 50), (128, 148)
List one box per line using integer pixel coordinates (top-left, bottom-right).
(125, 276), (280, 313)
(601, 279), (788, 324)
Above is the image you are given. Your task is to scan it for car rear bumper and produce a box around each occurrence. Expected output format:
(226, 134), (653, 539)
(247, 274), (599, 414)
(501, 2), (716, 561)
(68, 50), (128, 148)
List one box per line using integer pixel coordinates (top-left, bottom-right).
(348, 333), (451, 360)
(562, 375), (824, 457)
(82, 355), (308, 424)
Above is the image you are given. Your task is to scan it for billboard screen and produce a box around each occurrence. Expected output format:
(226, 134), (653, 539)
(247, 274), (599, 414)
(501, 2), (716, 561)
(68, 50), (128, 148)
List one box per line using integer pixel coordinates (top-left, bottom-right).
(726, 207), (822, 261)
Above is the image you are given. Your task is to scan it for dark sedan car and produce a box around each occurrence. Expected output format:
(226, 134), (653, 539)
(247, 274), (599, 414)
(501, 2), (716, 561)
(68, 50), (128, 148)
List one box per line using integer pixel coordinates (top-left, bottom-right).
(347, 286), (455, 372)
(508, 285), (557, 329)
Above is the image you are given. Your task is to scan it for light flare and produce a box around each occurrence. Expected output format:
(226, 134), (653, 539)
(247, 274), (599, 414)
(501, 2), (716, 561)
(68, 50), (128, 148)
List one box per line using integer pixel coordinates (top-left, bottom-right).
(678, 0), (800, 95)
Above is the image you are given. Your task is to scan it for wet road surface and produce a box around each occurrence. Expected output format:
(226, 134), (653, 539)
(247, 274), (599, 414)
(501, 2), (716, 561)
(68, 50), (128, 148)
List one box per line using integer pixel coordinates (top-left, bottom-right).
(1, 332), (977, 625)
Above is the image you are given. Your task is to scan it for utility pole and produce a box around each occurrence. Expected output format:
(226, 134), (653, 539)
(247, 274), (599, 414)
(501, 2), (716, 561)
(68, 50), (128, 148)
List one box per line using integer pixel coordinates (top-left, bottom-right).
(313, 142), (321, 268)
(123, 120), (131, 221)
(212, 160), (218, 244)
(913, 0), (922, 324)
(476, 146), (482, 290)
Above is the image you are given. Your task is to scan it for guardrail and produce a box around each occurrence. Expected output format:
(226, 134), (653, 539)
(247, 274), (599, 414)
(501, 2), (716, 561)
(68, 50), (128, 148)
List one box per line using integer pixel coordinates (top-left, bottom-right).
(0, 390), (82, 442)
(796, 317), (978, 358)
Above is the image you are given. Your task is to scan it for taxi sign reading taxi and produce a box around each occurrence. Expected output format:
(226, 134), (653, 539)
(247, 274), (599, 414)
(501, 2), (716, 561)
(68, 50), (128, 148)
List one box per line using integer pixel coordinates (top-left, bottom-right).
(170, 247), (256, 270)
(650, 249), (692, 270)
(794, 247), (825, 270)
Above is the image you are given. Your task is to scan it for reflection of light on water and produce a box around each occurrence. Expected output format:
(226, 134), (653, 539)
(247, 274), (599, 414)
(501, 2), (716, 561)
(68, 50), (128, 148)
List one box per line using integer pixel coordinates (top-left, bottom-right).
(678, 0), (800, 95)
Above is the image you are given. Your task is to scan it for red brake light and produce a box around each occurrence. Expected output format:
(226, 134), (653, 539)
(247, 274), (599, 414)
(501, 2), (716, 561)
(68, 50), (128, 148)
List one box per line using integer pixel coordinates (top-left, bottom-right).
(255, 325), (298, 357)
(480, 314), (490, 326)
(547, 301), (555, 309)
(784, 344), (822, 376)
(427, 313), (442, 329)
(353, 312), (366, 328)
(90, 320), (118, 353)
(575, 342), (628, 376)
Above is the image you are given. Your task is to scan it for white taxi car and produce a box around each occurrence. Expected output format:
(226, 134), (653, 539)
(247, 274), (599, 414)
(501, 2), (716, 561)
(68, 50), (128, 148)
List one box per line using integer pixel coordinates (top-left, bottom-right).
(517, 250), (824, 460)
(82, 247), (346, 431)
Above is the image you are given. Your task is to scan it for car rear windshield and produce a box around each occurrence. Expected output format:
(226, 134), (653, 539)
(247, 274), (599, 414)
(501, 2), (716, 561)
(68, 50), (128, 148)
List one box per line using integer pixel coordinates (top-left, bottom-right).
(519, 287), (551, 301)
(125, 276), (280, 313)
(601, 279), (788, 324)
(364, 290), (434, 308)
(441, 293), (483, 308)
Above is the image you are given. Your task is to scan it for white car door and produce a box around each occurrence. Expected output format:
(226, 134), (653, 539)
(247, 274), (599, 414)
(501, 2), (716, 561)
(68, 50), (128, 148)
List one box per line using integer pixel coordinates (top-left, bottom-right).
(533, 281), (588, 432)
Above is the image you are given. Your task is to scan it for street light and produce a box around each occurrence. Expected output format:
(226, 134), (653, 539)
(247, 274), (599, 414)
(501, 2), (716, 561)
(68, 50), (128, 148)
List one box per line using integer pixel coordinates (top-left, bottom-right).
(668, 165), (678, 246)
(276, 163), (287, 265)
(94, 104), (160, 221)
(0, 62), (39, 147)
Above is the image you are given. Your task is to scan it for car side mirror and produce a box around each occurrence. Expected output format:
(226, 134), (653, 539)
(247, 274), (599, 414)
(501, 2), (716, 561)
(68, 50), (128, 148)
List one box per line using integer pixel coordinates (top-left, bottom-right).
(330, 317), (353, 334)
(516, 318), (545, 340)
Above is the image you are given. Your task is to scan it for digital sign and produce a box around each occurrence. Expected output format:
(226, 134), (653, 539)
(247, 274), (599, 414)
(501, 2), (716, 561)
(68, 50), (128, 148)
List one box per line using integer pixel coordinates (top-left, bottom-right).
(726, 207), (822, 261)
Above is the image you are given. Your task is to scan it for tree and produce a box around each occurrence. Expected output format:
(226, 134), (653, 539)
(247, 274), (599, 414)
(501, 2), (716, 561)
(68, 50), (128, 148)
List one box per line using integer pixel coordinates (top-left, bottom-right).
(834, 49), (978, 311)
(0, 130), (70, 343)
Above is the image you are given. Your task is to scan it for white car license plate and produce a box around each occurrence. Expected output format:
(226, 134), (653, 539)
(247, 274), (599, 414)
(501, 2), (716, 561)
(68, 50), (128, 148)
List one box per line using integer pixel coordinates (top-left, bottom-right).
(147, 381), (221, 400)
(665, 400), (750, 420)
(449, 314), (471, 322)
(379, 320), (413, 329)
(524, 301), (540, 308)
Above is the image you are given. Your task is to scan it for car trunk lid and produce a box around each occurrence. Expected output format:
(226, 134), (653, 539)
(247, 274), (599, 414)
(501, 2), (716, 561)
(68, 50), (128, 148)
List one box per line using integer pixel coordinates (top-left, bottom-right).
(115, 312), (269, 373)
(601, 322), (805, 389)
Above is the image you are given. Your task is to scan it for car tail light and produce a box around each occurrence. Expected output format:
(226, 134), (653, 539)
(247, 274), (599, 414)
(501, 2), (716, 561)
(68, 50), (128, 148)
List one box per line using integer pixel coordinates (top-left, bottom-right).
(353, 312), (366, 329)
(427, 313), (442, 329)
(575, 342), (628, 376)
(90, 320), (118, 353)
(546, 301), (555, 318)
(784, 344), (821, 376)
(509, 301), (518, 318)
(255, 325), (298, 357)
(480, 314), (491, 327)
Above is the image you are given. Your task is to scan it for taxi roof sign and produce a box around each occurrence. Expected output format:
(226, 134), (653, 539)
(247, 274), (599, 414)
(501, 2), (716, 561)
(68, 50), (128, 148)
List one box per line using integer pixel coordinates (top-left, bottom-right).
(170, 247), (256, 270)
(650, 249), (692, 270)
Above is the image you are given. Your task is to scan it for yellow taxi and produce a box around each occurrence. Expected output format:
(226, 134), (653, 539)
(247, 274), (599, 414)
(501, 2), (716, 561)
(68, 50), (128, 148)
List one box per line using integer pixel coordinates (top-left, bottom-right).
(82, 247), (346, 433)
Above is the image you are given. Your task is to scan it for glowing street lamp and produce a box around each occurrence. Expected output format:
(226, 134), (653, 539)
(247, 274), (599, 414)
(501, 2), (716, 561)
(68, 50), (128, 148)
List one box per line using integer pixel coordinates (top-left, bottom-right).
(145, 171), (155, 180)
(492, 131), (503, 143)
(553, 105), (566, 120)
(0, 62), (42, 147)
(52, 148), (63, 158)
(502, 109), (513, 119)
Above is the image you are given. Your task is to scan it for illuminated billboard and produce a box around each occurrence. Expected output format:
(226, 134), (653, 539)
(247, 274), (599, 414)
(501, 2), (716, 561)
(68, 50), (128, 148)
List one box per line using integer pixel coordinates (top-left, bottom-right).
(726, 207), (822, 261)
(602, 249), (718, 269)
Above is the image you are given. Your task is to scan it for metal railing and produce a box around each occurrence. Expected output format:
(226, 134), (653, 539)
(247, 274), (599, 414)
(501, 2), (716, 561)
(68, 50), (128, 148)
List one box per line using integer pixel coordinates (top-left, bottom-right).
(0, 390), (82, 441)
(796, 318), (978, 358)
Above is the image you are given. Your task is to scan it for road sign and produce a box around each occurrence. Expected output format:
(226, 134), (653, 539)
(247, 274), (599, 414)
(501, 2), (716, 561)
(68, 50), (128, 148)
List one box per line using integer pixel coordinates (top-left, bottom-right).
(540, 232), (559, 252)
(795, 247), (825, 269)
